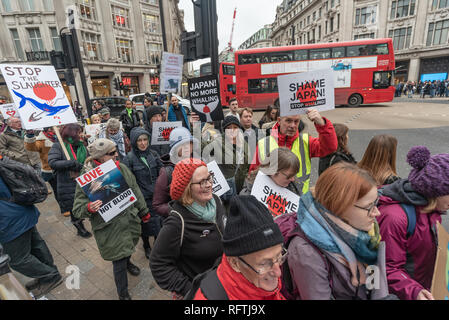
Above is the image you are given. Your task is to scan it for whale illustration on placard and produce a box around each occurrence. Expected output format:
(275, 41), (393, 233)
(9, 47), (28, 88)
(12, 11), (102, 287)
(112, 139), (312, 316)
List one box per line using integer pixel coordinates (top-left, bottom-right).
(12, 89), (71, 116)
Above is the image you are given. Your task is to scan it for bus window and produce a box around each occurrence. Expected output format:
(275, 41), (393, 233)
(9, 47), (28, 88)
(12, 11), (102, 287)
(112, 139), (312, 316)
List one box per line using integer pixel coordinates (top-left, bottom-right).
(248, 78), (278, 94)
(270, 51), (294, 63)
(309, 48), (331, 60)
(222, 64), (235, 75)
(375, 43), (389, 55)
(227, 84), (236, 94)
(294, 50), (308, 61)
(332, 47), (345, 58)
(373, 71), (392, 89)
(239, 54), (262, 65)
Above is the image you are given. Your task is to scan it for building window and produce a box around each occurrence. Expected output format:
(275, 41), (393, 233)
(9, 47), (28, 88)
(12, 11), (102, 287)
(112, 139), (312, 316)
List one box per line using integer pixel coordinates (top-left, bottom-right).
(50, 27), (61, 51)
(19, 0), (34, 11)
(143, 13), (160, 33)
(142, 0), (158, 4)
(112, 5), (130, 28)
(2, 0), (12, 12)
(426, 20), (449, 46)
(390, 0), (415, 19)
(28, 28), (44, 51)
(313, 11), (316, 21)
(116, 38), (133, 63)
(388, 27), (412, 50)
(318, 25), (321, 40)
(432, 0), (449, 10)
(82, 32), (103, 60)
(43, 0), (53, 11)
(307, 15), (310, 25)
(330, 17), (334, 32)
(355, 5), (377, 25)
(10, 29), (24, 60)
(146, 42), (161, 65)
(319, 7), (322, 18)
(354, 33), (375, 40)
(79, 0), (97, 20)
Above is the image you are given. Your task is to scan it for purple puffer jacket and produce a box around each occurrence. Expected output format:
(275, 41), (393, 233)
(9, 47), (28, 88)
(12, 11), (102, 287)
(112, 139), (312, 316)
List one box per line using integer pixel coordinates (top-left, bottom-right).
(377, 195), (441, 300)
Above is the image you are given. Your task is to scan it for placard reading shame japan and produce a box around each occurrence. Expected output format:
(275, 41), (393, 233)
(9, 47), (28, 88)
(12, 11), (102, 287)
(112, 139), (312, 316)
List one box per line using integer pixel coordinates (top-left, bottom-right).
(188, 75), (224, 123)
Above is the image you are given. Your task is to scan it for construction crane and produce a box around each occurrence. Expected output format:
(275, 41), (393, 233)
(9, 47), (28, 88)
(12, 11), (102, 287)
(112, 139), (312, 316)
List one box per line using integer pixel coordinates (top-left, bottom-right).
(227, 7), (237, 52)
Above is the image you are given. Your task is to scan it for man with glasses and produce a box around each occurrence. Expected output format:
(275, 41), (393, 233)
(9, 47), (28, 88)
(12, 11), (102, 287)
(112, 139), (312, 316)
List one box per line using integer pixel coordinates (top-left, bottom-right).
(191, 195), (286, 300)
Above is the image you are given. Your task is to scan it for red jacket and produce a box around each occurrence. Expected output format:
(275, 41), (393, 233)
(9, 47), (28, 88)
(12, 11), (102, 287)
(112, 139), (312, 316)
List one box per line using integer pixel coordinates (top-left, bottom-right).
(249, 117), (337, 172)
(194, 254), (286, 300)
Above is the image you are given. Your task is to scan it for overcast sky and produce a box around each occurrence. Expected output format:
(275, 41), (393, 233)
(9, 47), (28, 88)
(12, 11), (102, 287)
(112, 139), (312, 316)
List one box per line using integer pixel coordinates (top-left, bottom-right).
(178, 0), (281, 69)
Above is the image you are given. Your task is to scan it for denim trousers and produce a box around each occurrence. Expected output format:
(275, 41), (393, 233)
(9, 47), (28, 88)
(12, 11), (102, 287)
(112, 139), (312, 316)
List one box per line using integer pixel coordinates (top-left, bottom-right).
(2, 226), (60, 284)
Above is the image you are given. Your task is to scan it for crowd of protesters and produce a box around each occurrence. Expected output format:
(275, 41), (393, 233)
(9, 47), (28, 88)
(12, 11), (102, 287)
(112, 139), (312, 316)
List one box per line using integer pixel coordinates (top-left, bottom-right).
(0, 91), (447, 302)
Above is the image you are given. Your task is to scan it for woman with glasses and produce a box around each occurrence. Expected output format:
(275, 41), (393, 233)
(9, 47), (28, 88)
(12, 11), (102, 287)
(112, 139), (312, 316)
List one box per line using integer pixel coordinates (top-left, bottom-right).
(150, 158), (226, 300)
(191, 195), (286, 300)
(72, 138), (150, 300)
(277, 162), (391, 300)
(240, 147), (301, 197)
(377, 146), (449, 300)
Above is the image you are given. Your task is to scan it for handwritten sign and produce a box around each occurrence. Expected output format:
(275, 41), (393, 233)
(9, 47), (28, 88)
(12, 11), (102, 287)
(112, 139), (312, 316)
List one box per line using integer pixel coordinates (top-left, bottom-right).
(207, 160), (230, 197)
(278, 69), (335, 116)
(84, 123), (105, 145)
(0, 64), (77, 130)
(151, 121), (182, 145)
(251, 171), (300, 218)
(431, 222), (449, 300)
(76, 159), (137, 223)
(160, 52), (183, 94)
(0, 103), (19, 120)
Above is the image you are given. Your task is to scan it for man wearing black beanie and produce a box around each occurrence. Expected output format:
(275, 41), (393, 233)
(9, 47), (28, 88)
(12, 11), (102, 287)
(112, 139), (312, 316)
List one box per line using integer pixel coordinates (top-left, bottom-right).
(190, 195), (286, 300)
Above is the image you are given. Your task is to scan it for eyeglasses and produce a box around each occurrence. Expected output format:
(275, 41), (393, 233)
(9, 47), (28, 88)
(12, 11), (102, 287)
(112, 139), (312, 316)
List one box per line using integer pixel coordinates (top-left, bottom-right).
(191, 174), (214, 188)
(238, 248), (288, 275)
(107, 149), (118, 156)
(278, 171), (296, 180)
(354, 197), (379, 216)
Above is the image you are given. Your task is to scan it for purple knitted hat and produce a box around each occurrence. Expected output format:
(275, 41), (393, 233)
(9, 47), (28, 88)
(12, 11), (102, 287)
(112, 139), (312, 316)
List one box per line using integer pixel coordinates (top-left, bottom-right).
(407, 146), (449, 198)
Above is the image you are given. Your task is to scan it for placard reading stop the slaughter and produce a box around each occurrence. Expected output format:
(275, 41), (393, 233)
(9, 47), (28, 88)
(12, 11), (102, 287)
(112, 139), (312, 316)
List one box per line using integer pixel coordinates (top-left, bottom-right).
(0, 64), (77, 130)
(278, 69), (335, 117)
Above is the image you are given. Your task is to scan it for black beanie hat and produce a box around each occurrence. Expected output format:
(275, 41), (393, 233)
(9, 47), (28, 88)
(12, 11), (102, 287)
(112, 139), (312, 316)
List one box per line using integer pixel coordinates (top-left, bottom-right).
(222, 115), (243, 130)
(222, 195), (284, 257)
(147, 106), (163, 120)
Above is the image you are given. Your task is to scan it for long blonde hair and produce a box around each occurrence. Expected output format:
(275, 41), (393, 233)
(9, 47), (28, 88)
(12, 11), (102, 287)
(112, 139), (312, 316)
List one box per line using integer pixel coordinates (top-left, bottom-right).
(358, 135), (398, 186)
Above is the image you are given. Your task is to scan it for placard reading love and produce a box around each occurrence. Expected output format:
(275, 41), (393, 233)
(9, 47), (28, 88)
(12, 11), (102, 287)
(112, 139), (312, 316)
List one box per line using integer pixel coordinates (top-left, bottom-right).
(76, 160), (137, 223)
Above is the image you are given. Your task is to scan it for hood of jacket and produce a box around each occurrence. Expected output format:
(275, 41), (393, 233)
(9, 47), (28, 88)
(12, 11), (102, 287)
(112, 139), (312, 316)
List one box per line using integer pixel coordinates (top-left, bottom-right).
(160, 153), (174, 166)
(379, 179), (428, 207)
(274, 211), (301, 246)
(270, 122), (299, 149)
(129, 127), (150, 151)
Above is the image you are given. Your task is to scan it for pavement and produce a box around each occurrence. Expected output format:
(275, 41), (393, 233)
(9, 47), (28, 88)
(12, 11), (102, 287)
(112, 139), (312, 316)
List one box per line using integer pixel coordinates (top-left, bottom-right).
(12, 191), (171, 300)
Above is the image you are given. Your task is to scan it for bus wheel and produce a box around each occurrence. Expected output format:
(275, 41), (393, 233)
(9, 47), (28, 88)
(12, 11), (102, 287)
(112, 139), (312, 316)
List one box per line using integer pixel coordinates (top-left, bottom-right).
(348, 94), (362, 107)
(274, 99), (280, 108)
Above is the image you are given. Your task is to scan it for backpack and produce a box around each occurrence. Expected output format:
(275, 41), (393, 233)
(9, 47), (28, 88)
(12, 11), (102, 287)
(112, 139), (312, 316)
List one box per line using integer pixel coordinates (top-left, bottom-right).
(378, 188), (416, 238)
(183, 265), (228, 300)
(274, 213), (333, 300)
(0, 156), (48, 205)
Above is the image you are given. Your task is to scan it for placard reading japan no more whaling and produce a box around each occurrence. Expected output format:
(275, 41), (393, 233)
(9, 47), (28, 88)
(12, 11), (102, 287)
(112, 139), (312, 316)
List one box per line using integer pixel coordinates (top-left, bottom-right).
(188, 74), (224, 123)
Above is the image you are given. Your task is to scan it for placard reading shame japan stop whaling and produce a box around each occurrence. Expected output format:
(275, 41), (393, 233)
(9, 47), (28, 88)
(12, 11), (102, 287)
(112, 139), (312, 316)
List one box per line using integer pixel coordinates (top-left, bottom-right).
(278, 69), (335, 117)
(188, 74), (224, 123)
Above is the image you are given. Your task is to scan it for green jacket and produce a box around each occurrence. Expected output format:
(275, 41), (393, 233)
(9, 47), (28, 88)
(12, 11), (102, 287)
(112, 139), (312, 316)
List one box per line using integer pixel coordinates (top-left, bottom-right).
(72, 161), (148, 261)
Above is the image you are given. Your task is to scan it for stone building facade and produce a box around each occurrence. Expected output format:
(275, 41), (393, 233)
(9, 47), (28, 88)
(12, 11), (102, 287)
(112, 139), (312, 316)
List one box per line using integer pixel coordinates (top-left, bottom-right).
(270, 0), (449, 83)
(0, 0), (185, 106)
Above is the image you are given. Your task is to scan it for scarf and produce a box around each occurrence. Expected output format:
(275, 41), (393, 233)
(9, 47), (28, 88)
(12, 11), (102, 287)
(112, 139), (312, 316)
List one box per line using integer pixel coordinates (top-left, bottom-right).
(43, 130), (57, 143)
(108, 130), (126, 158)
(186, 198), (217, 223)
(64, 137), (87, 164)
(126, 108), (133, 121)
(296, 192), (381, 287)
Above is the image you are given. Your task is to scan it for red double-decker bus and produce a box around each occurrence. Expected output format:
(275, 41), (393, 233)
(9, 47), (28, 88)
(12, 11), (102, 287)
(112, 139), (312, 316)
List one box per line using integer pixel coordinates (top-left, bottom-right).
(200, 62), (236, 106)
(235, 38), (395, 109)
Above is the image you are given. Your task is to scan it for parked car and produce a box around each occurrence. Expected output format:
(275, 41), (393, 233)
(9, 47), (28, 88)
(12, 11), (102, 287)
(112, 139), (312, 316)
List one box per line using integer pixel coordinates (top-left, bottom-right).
(90, 96), (128, 118)
(130, 93), (191, 114)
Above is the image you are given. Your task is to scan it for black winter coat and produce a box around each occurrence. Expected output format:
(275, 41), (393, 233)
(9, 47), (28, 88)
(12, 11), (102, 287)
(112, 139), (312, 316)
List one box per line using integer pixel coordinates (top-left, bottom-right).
(318, 151), (357, 176)
(48, 142), (84, 212)
(119, 108), (140, 137)
(149, 194), (225, 296)
(144, 124), (170, 157)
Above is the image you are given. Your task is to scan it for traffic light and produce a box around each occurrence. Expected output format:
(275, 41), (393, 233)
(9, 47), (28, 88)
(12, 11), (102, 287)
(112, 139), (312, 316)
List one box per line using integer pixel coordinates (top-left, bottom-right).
(113, 77), (120, 91)
(119, 81), (124, 90)
(50, 50), (66, 70)
(60, 32), (78, 69)
(193, 0), (213, 59)
(181, 31), (197, 62)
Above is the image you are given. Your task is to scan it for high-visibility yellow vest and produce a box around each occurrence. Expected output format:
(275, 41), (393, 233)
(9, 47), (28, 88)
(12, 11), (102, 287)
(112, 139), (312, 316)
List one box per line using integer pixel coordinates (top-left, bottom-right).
(258, 134), (311, 195)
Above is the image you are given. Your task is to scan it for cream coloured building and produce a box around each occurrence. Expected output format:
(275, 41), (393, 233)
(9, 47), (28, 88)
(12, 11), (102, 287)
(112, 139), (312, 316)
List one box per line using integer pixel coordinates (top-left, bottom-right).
(270, 0), (449, 83)
(0, 0), (185, 106)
